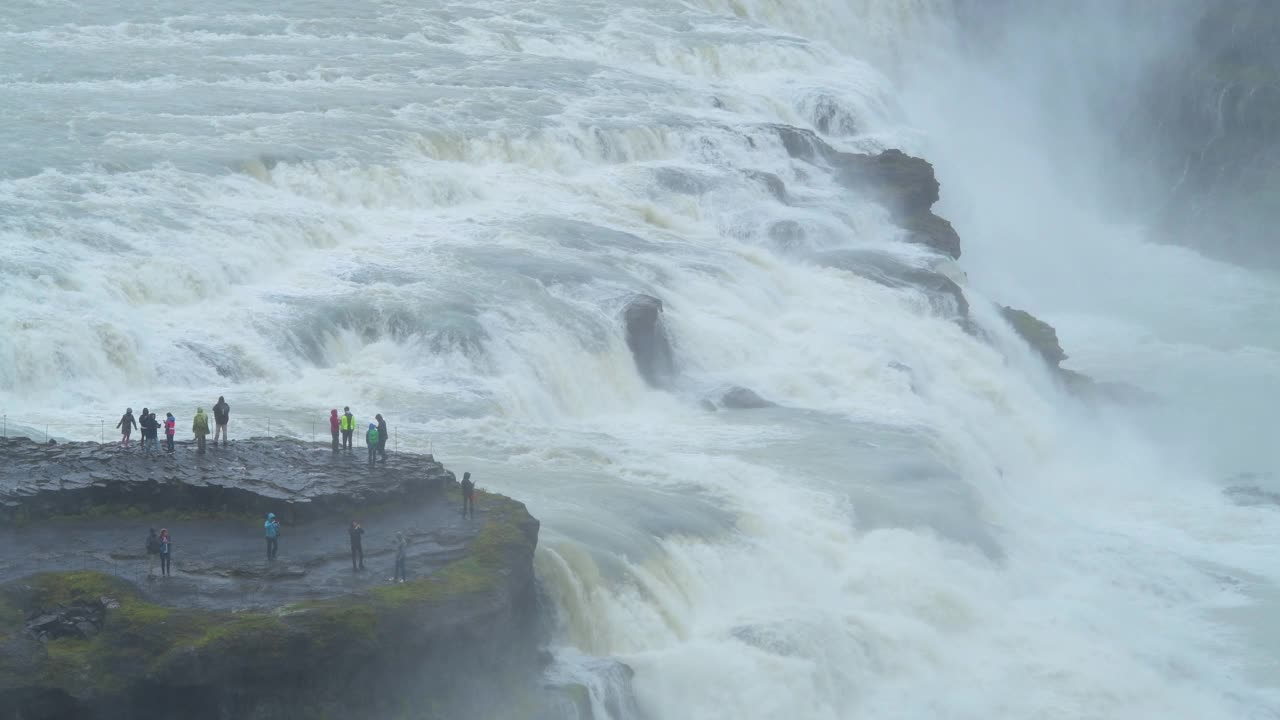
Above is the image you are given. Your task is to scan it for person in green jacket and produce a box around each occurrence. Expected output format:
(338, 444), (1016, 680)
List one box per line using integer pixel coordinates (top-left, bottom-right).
(365, 422), (379, 467)
(192, 408), (210, 454)
(340, 407), (355, 451)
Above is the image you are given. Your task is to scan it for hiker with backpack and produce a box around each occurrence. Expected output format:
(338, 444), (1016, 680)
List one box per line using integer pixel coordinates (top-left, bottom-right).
(192, 408), (210, 454)
(365, 423), (379, 468)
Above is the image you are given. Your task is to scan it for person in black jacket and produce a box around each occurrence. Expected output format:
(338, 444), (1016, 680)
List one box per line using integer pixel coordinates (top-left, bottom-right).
(348, 520), (364, 571)
(461, 472), (475, 519)
(212, 396), (230, 448)
(375, 414), (388, 463)
(139, 408), (158, 455)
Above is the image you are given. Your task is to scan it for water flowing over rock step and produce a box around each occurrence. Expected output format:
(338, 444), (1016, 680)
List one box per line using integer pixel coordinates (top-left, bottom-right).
(0, 439), (547, 720)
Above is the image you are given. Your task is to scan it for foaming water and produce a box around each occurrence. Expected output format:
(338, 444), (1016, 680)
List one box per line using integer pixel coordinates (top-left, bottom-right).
(3, 0), (1279, 718)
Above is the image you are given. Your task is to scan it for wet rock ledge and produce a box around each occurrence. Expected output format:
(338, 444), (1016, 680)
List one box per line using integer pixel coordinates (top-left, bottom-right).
(0, 437), (542, 720)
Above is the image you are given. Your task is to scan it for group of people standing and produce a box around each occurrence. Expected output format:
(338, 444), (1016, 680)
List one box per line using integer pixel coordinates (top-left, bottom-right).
(117, 397), (229, 455)
(347, 520), (410, 582)
(329, 407), (389, 466)
(141, 473), (479, 583)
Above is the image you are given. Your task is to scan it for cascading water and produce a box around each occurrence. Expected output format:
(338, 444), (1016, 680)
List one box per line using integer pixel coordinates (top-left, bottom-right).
(2, 1), (1278, 718)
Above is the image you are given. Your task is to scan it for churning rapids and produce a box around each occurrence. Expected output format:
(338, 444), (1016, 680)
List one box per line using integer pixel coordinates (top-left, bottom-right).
(2, 1), (1279, 718)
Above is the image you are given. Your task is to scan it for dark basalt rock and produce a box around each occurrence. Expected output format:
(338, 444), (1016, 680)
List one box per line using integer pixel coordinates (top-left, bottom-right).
(1000, 306), (1068, 367)
(623, 294), (677, 388)
(770, 125), (962, 258)
(0, 436), (452, 525)
(25, 600), (111, 643)
(0, 439), (543, 720)
(717, 386), (776, 409)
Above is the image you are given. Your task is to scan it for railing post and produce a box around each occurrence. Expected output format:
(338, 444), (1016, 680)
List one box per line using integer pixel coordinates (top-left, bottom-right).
(45, 425), (48, 443)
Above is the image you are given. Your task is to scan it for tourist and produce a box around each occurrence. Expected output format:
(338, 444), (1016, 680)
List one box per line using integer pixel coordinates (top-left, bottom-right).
(264, 512), (280, 561)
(329, 409), (341, 452)
(158, 528), (172, 578)
(140, 409), (157, 455)
(461, 472), (476, 519)
(340, 407), (355, 451)
(392, 531), (408, 583)
(116, 408), (137, 449)
(375, 413), (388, 463)
(212, 396), (230, 448)
(192, 408), (210, 454)
(145, 527), (160, 577)
(349, 520), (364, 571)
(365, 423), (379, 467)
(164, 412), (176, 452)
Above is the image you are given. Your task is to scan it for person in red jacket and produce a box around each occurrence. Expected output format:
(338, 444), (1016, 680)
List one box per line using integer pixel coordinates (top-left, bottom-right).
(329, 409), (341, 452)
(164, 412), (177, 453)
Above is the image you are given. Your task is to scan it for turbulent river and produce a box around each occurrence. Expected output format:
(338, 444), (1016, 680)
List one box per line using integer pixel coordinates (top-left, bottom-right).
(2, 1), (1279, 718)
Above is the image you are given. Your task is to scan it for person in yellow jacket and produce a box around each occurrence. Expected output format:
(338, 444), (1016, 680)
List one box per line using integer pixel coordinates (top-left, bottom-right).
(192, 408), (210, 454)
(340, 406), (355, 452)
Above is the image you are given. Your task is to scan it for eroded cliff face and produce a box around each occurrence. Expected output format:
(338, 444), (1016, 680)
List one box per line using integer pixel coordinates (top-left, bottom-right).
(0, 439), (543, 720)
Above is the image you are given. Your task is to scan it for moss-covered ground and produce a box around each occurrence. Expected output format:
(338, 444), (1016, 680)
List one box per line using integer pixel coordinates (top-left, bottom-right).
(0, 490), (536, 709)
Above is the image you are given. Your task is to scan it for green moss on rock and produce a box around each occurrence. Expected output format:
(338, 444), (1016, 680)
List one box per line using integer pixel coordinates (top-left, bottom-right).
(0, 492), (540, 719)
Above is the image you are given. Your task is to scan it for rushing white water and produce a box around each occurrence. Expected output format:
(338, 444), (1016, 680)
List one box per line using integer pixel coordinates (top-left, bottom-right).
(3, 1), (1278, 718)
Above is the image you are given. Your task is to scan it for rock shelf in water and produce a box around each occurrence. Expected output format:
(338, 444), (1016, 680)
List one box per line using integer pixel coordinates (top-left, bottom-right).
(0, 437), (542, 720)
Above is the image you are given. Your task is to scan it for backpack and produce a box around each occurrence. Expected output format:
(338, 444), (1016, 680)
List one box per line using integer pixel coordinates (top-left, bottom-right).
(146, 535), (160, 554)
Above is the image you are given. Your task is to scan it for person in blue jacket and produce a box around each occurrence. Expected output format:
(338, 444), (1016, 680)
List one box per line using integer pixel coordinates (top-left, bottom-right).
(365, 423), (379, 468)
(264, 512), (280, 561)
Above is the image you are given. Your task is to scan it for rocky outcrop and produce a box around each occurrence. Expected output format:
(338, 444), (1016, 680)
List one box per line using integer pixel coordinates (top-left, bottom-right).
(623, 294), (676, 387)
(815, 249), (970, 320)
(0, 437), (451, 525)
(716, 386), (776, 410)
(771, 125), (962, 258)
(1000, 306), (1068, 368)
(0, 439), (543, 720)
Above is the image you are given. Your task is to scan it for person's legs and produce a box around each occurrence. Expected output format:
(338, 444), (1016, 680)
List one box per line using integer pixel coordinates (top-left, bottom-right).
(148, 553), (156, 577)
(378, 439), (387, 462)
(358, 545), (364, 569)
(197, 435), (205, 453)
(161, 554), (170, 577)
(332, 431), (340, 452)
(352, 545), (358, 571)
(368, 444), (375, 466)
